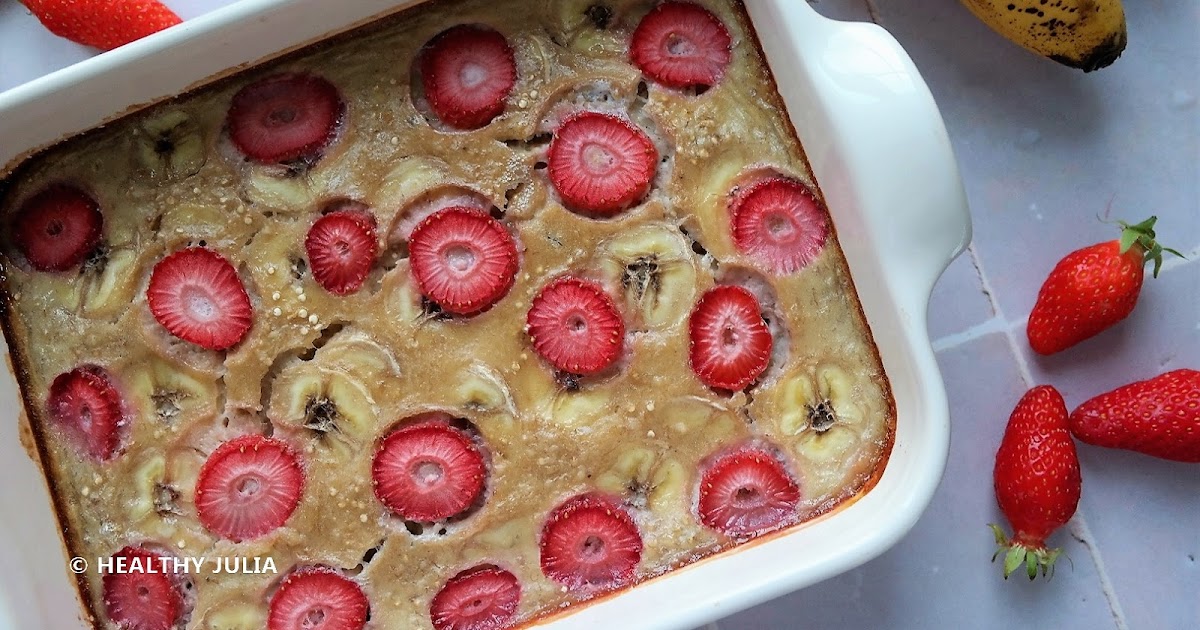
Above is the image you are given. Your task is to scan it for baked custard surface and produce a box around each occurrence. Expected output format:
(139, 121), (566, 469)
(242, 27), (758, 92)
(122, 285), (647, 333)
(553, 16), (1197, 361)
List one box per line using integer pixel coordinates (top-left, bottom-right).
(0, 0), (894, 627)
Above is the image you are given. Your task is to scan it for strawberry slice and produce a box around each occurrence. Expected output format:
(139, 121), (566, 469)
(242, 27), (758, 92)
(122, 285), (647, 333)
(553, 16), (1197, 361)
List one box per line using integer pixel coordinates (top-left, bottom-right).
(688, 285), (772, 391)
(420, 25), (517, 130)
(194, 435), (304, 542)
(730, 177), (829, 275)
(372, 420), (487, 522)
(24, 0), (181, 52)
(146, 247), (253, 351)
(539, 493), (643, 591)
(11, 185), (103, 272)
(47, 365), (124, 461)
(526, 277), (625, 376)
(409, 206), (519, 315)
(102, 546), (186, 630)
(630, 2), (732, 90)
(268, 566), (369, 630)
(548, 112), (658, 216)
(697, 446), (801, 538)
(305, 208), (379, 296)
(429, 565), (521, 630)
(227, 73), (344, 164)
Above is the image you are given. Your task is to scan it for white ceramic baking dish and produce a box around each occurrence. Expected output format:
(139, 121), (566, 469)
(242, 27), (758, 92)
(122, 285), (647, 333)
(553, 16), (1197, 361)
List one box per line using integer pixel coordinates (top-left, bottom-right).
(0, 0), (970, 628)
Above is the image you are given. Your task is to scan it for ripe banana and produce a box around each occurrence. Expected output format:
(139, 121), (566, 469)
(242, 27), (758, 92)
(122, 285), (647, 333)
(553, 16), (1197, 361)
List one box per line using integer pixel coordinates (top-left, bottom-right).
(961, 0), (1127, 71)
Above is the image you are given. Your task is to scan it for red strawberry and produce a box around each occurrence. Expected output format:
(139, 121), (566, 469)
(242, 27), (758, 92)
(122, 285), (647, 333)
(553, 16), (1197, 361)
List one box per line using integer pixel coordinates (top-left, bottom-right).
(146, 247), (253, 351)
(372, 420), (487, 522)
(539, 493), (643, 591)
(430, 565), (521, 630)
(24, 0), (181, 51)
(102, 546), (187, 630)
(409, 207), (519, 315)
(11, 184), (102, 272)
(46, 364), (124, 461)
(696, 445), (800, 538)
(630, 2), (732, 90)
(688, 285), (772, 391)
(420, 25), (517, 130)
(547, 111), (658, 216)
(526, 277), (625, 376)
(730, 177), (829, 275)
(1069, 369), (1200, 463)
(305, 208), (378, 296)
(268, 566), (369, 630)
(1026, 216), (1182, 355)
(227, 73), (344, 164)
(990, 385), (1081, 580)
(194, 435), (304, 542)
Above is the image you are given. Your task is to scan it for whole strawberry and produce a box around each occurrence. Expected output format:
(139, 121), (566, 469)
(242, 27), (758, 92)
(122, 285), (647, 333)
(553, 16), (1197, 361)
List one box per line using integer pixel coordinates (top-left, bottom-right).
(990, 385), (1081, 580)
(1026, 216), (1182, 355)
(1070, 369), (1200, 463)
(23, 0), (181, 51)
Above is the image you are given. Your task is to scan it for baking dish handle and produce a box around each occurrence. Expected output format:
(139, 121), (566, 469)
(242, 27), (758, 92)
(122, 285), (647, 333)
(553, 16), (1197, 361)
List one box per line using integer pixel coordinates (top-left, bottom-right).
(751, 1), (972, 309)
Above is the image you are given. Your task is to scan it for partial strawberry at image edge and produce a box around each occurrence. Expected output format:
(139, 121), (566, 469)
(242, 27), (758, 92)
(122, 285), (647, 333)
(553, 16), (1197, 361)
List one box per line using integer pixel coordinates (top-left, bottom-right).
(1069, 369), (1200, 463)
(23, 0), (182, 51)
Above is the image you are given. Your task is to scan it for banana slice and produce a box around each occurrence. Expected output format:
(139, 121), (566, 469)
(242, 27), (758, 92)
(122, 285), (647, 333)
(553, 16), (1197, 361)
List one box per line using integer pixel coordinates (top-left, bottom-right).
(596, 446), (687, 512)
(129, 454), (168, 522)
(549, 387), (611, 429)
(316, 332), (402, 384)
(596, 224), (698, 331)
(456, 365), (516, 416)
(204, 602), (268, 630)
(374, 156), (451, 218)
(770, 363), (886, 503)
(273, 368), (377, 440)
(126, 358), (220, 425)
(544, 0), (641, 46)
(242, 168), (318, 212)
(77, 248), (144, 319)
(134, 109), (206, 184)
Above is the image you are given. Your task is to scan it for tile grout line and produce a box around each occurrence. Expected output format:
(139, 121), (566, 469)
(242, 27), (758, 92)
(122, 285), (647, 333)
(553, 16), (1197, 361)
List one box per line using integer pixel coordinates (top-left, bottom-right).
(861, 0), (882, 23)
(967, 246), (1130, 630)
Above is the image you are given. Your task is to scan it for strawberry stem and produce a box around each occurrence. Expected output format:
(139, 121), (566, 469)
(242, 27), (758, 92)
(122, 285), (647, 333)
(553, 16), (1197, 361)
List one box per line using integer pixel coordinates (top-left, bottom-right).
(1116, 216), (1185, 278)
(988, 523), (1063, 581)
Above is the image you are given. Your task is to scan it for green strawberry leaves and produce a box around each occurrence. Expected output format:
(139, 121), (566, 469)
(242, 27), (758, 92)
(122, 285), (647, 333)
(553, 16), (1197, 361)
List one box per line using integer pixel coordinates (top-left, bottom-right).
(1116, 216), (1185, 277)
(988, 523), (1065, 581)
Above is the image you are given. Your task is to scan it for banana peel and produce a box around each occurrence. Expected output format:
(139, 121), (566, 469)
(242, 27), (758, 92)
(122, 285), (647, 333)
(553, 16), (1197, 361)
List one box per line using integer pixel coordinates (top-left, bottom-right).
(961, 0), (1127, 72)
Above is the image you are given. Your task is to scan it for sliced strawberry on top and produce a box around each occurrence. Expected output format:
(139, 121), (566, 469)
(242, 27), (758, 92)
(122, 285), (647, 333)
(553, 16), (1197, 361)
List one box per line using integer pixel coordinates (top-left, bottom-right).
(47, 365), (124, 461)
(194, 435), (304, 542)
(688, 285), (772, 391)
(408, 207), (519, 315)
(305, 208), (379, 296)
(268, 566), (369, 630)
(24, 0), (181, 51)
(102, 546), (186, 630)
(430, 565), (521, 630)
(630, 2), (733, 90)
(372, 420), (487, 522)
(11, 185), (103, 272)
(697, 446), (801, 539)
(548, 111), (658, 217)
(527, 277), (625, 376)
(730, 177), (829, 275)
(539, 493), (643, 591)
(420, 25), (517, 130)
(228, 73), (344, 163)
(146, 247), (253, 351)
